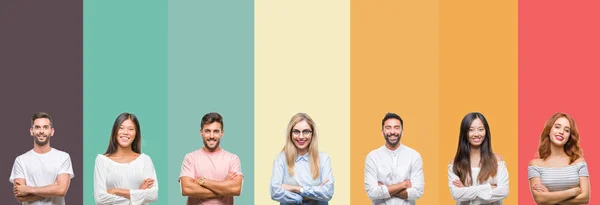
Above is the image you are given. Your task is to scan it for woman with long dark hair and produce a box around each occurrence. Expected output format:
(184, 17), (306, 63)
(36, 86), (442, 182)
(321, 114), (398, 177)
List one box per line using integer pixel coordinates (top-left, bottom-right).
(448, 112), (508, 204)
(528, 112), (590, 204)
(93, 113), (158, 205)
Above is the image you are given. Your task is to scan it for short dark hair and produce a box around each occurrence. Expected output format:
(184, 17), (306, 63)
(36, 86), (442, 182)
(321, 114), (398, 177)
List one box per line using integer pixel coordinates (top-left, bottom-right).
(32, 112), (53, 127)
(201, 112), (224, 130)
(105, 112), (142, 155)
(382, 112), (403, 130)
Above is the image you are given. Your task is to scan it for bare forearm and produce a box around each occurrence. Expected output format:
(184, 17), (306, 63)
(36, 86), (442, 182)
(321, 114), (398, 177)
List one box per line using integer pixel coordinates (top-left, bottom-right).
(182, 184), (221, 199)
(30, 184), (68, 197)
(203, 179), (242, 196)
(16, 194), (43, 203)
(558, 193), (589, 204)
(533, 190), (575, 205)
(386, 183), (407, 196)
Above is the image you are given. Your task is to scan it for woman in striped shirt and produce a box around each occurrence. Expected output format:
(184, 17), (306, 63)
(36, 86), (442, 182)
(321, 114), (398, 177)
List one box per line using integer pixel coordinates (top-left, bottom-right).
(528, 112), (590, 204)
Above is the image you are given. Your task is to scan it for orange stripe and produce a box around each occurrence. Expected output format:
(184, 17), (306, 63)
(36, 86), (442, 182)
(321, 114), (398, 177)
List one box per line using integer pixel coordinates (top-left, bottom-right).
(438, 0), (518, 204)
(350, 1), (440, 204)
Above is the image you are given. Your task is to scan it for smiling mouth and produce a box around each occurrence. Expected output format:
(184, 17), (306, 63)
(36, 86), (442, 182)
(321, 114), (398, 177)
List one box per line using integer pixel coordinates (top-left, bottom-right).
(119, 136), (130, 141)
(555, 135), (564, 141)
(296, 140), (306, 146)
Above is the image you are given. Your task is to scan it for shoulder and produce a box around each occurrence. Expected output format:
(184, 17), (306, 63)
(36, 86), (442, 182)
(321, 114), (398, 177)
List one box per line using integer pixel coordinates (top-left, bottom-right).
(365, 148), (381, 160)
(403, 145), (423, 161)
(402, 144), (421, 155)
(275, 151), (286, 162)
(94, 154), (108, 167)
(50, 148), (70, 158)
(318, 152), (330, 159)
(221, 149), (241, 160)
(183, 149), (202, 159)
(15, 150), (33, 160)
(529, 158), (543, 166)
(139, 153), (153, 161)
(495, 153), (504, 162)
(573, 157), (586, 164)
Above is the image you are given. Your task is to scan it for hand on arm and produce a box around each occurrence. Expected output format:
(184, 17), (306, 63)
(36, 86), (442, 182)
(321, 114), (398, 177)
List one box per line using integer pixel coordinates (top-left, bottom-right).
(202, 172), (243, 196)
(556, 176), (589, 205)
(13, 179), (43, 203)
(296, 155), (335, 201)
(383, 180), (411, 199)
(449, 164), (493, 202)
(470, 160), (509, 204)
(530, 177), (581, 205)
(15, 174), (70, 197)
(180, 176), (221, 199)
(104, 178), (156, 201)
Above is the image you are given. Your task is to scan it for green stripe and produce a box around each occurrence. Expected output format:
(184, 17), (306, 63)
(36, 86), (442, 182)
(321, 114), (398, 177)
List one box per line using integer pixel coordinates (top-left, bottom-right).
(167, 0), (254, 204)
(83, 0), (168, 204)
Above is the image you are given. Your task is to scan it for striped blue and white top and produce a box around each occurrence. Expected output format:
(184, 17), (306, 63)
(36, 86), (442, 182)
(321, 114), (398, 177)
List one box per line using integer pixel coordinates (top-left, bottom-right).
(528, 161), (589, 192)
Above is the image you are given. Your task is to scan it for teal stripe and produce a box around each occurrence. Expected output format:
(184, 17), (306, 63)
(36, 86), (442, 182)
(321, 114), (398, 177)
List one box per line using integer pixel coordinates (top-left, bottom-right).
(167, 0), (254, 204)
(83, 0), (168, 204)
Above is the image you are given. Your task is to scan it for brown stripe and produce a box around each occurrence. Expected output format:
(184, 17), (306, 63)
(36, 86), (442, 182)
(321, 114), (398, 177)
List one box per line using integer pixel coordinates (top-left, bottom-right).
(0, 0), (82, 204)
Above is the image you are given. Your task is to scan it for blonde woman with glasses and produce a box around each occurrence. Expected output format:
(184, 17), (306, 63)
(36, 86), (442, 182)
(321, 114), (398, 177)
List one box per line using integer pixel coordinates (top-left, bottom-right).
(270, 113), (334, 205)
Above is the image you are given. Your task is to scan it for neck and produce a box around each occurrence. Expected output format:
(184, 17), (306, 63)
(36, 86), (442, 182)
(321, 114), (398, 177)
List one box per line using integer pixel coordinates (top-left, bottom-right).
(550, 143), (567, 157)
(202, 146), (221, 153)
(113, 146), (136, 156)
(470, 145), (481, 166)
(385, 142), (401, 151)
(470, 145), (481, 156)
(33, 144), (51, 154)
(298, 148), (308, 156)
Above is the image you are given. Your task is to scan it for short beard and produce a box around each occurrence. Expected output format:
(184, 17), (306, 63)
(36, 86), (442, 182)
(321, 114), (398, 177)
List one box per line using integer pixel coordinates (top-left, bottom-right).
(203, 139), (220, 152)
(34, 135), (50, 146)
(385, 133), (401, 147)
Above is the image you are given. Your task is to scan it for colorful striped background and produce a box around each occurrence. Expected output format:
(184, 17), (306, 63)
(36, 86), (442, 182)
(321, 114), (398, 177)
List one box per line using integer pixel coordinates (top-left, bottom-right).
(1, 0), (598, 204)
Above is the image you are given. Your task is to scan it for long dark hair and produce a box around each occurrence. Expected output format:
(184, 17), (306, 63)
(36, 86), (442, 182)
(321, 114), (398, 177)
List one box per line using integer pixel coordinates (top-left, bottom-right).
(452, 112), (497, 186)
(104, 112), (141, 155)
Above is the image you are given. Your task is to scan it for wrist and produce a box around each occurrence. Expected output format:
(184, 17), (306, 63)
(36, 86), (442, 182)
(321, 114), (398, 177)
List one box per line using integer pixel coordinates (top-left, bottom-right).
(197, 177), (206, 186)
(26, 186), (35, 195)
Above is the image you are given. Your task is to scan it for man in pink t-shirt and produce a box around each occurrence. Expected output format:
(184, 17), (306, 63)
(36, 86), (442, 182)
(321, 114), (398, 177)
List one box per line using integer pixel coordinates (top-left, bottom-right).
(180, 112), (244, 205)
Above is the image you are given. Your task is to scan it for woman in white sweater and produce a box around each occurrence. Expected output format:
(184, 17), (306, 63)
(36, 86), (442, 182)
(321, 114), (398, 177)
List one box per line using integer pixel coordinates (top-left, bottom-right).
(94, 112), (158, 205)
(448, 112), (509, 205)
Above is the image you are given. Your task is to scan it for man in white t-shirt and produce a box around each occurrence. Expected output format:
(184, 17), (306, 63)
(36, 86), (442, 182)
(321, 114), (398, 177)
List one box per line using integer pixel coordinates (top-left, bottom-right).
(364, 112), (425, 205)
(9, 112), (75, 205)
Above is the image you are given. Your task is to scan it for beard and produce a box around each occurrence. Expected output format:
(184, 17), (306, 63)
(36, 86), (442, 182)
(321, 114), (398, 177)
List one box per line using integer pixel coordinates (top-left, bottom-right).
(203, 138), (220, 151)
(33, 134), (50, 146)
(385, 132), (401, 147)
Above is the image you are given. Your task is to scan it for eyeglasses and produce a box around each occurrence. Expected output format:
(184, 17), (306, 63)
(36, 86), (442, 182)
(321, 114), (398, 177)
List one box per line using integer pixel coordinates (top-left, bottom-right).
(292, 129), (313, 137)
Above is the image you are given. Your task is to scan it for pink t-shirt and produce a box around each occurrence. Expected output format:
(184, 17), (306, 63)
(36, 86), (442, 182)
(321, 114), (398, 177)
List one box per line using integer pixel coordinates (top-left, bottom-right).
(180, 148), (243, 205)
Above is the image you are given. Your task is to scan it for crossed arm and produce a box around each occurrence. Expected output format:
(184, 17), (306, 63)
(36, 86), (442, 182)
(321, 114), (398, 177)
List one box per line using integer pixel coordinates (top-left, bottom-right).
(529, 177), (589, 205)
(13, 173), (71, 203)
(449, 161), (509, 203)
(180, 172), (243, 199)
(364, 154), (424, 201)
